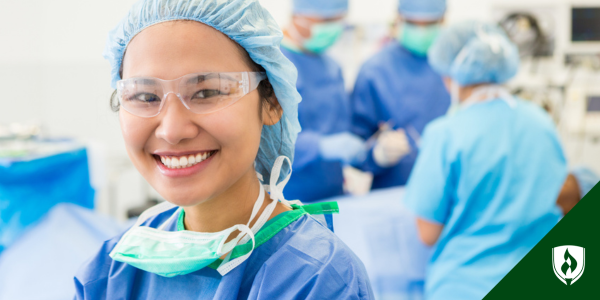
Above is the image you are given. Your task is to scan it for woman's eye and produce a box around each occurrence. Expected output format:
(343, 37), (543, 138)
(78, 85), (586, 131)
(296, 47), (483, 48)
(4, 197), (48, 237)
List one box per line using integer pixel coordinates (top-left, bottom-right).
(129, 93), (160, 102)
(192, 89), (223, 99)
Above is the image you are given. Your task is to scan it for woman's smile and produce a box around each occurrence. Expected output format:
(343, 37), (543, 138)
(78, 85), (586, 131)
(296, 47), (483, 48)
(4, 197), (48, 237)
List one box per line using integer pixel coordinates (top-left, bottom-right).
(153, 150), (218, 178)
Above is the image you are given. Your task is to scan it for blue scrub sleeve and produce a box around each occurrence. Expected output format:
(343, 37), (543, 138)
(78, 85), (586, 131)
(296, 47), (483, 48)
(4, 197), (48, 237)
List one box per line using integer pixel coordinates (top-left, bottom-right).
(403, 123), (453, 224)
(293, 131), (324, 172)
(350, 70), (380, 140)
(350, 70), (392, 175)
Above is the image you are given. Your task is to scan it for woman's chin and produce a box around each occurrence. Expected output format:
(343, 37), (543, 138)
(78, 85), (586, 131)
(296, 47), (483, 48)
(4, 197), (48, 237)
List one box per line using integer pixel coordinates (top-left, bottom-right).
(156, 190), (208, 207)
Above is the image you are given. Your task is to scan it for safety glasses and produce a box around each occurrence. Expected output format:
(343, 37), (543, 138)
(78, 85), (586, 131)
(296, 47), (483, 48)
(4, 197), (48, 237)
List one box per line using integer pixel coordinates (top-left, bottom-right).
(116, 72), (267, 118)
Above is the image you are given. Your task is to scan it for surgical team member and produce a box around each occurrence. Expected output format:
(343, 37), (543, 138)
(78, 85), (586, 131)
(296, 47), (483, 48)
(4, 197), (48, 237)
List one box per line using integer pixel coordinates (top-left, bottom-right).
(74, 0), (374, 298)
(282, 0), (365, 201)
(403, 21), (567, 300)
(350, 0), (450, 189)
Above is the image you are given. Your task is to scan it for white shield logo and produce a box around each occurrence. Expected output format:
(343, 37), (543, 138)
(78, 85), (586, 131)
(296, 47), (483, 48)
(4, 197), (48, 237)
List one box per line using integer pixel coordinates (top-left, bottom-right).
(552, 245), (585, 285)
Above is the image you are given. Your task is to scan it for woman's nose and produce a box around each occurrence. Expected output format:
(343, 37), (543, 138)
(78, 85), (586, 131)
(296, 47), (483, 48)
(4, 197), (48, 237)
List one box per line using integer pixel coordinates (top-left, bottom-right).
(154, 94), (200, 145)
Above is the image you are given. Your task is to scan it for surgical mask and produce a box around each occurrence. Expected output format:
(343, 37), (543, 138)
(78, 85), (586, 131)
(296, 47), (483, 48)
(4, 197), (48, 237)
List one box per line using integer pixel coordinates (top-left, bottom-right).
(110, 162), (284, 277)
(398, 22), (440, 56)
(289, 20), (344, 54)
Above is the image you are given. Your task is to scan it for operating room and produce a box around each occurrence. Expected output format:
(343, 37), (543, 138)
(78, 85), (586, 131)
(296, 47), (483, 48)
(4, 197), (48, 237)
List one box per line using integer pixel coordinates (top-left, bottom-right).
(0, 0), (599, 299)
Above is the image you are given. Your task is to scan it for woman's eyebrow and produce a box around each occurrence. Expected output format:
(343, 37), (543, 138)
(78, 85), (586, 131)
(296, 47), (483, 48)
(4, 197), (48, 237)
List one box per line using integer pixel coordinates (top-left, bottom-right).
(186, 73), (237, 84)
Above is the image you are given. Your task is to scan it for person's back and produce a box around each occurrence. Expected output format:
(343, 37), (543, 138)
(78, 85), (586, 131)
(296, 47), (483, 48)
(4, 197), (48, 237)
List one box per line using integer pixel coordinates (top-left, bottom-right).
(406, 98), (565, 299)
(403, 21), (567, 299)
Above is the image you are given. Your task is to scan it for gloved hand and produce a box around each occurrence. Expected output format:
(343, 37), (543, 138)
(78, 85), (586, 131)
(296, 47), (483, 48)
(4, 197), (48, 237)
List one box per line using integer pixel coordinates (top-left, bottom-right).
(318, 132), (366, 165)
(373, 129), (410, 167)
(343, 166), (373, 196)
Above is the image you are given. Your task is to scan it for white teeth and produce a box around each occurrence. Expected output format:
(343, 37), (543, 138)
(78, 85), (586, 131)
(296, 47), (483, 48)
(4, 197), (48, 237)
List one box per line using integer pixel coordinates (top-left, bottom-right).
(159, 152), (214, 169)
(171, 157), (180, 168)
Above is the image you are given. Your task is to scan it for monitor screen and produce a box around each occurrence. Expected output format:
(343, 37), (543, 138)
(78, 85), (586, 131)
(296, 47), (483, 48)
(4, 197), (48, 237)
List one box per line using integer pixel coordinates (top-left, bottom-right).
(572, 7), (600, 42)
(587, 96), (600, 112)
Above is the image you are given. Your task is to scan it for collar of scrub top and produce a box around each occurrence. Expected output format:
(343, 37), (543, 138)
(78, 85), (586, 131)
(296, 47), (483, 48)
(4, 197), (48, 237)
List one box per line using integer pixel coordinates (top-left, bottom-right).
(460, 85), (516, 110)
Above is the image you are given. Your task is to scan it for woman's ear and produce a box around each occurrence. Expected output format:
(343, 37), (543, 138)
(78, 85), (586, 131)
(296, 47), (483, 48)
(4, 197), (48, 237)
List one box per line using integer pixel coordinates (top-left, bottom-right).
(262, 95), (283, 126)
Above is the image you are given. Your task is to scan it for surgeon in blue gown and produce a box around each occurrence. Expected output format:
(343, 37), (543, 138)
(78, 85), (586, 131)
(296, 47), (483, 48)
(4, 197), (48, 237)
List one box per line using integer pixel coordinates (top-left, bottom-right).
(74, 0), (373, 299)
(350, 0), (450, 189)
(282, 0), (366, 202)
(403, 21), (567, 300)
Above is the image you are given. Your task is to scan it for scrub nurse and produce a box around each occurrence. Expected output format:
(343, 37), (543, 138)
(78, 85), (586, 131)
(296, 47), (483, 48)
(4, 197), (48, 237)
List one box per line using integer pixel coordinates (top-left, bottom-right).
(350, 0), (450, 189)
(403, 21), (567, 300)
(282, 0), (367, 201)
(74, 0), (374, 298)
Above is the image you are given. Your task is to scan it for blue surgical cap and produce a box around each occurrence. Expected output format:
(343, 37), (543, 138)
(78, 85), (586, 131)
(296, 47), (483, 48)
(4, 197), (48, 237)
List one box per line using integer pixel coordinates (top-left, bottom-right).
(104, 0), (302, 184)
(398, 0), (446, 21)
(571, 167), (599, 199)
(293, 0), (348, 18)
(428, 21), (520, 86)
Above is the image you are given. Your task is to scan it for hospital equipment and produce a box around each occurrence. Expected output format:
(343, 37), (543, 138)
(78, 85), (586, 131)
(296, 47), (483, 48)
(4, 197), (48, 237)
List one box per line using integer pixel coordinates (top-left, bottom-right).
(0, 141), (94, 252)
(116, 72), (266, 118)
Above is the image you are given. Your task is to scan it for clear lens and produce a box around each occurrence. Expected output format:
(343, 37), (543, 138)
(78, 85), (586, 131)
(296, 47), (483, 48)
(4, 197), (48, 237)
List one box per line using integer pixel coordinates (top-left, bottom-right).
(117, 72), (266, 118)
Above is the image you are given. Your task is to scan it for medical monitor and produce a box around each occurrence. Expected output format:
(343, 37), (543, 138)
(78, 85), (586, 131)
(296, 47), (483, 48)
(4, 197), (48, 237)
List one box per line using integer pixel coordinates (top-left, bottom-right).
(571, 7), (600, 42)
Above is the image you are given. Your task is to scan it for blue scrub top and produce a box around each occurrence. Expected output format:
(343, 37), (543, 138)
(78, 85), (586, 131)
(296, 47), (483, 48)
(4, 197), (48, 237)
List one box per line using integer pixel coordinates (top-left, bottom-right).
(281, 46), (352, 202)
(403, 99), (567, 300)
(350, 43), (450, 189)
(74, 207), (374, 299)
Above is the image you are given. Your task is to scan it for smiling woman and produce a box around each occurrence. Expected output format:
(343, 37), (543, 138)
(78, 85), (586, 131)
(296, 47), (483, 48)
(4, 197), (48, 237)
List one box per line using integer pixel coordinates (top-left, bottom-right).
(73, 0), (374, 299)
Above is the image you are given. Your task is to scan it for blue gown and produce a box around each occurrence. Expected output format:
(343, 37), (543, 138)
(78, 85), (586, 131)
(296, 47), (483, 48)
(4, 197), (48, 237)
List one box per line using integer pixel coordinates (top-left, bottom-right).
(281, 46), (352, 202)
(74, 206), (374, 299)
(350, 43), (450, 189)
(403, 99), (567, 300)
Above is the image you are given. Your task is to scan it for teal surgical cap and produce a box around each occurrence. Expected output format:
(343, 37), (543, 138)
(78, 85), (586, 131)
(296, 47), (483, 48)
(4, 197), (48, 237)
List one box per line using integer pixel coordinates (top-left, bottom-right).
(428, 20), (520, 86)
(103, 0), (302, 184)
(398, 0), (446, 21)
(293, 0), (348, 18)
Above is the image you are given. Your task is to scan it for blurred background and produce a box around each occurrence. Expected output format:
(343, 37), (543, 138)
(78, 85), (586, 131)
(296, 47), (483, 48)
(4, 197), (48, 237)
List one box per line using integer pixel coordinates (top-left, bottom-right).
(1, 0), (599, 299)
(2, 0), (599, 220)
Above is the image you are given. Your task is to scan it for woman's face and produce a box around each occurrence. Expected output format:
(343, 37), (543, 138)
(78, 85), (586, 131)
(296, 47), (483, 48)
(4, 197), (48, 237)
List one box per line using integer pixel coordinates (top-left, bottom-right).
(121, 21), (275, 206)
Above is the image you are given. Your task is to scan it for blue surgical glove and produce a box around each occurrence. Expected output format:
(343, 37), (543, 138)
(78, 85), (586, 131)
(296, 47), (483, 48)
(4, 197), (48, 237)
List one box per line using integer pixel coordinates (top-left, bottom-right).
(318, 132), (366, 165)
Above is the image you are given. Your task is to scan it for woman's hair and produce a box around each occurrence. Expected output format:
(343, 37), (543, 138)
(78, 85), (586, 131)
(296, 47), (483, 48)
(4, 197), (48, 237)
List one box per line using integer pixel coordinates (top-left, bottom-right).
(110, 39), (279, 120)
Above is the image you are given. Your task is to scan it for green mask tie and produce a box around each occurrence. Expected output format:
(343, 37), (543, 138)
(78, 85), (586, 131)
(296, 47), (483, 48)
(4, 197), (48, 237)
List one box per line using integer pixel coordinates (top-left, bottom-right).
(399, 22), (441, 56)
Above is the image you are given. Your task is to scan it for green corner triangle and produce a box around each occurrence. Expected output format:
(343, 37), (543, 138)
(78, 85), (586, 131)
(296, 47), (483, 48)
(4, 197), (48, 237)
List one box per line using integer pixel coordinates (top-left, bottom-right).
(484, 181), (600, 298)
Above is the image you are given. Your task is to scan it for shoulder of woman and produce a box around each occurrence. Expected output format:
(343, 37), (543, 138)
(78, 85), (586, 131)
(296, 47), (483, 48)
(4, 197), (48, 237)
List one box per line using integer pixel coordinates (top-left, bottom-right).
(255, 215), (372, 293)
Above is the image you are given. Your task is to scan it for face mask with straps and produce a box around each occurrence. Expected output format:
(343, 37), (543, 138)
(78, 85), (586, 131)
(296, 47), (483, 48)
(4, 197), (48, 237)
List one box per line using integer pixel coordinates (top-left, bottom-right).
(110, 156), (296, 277)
